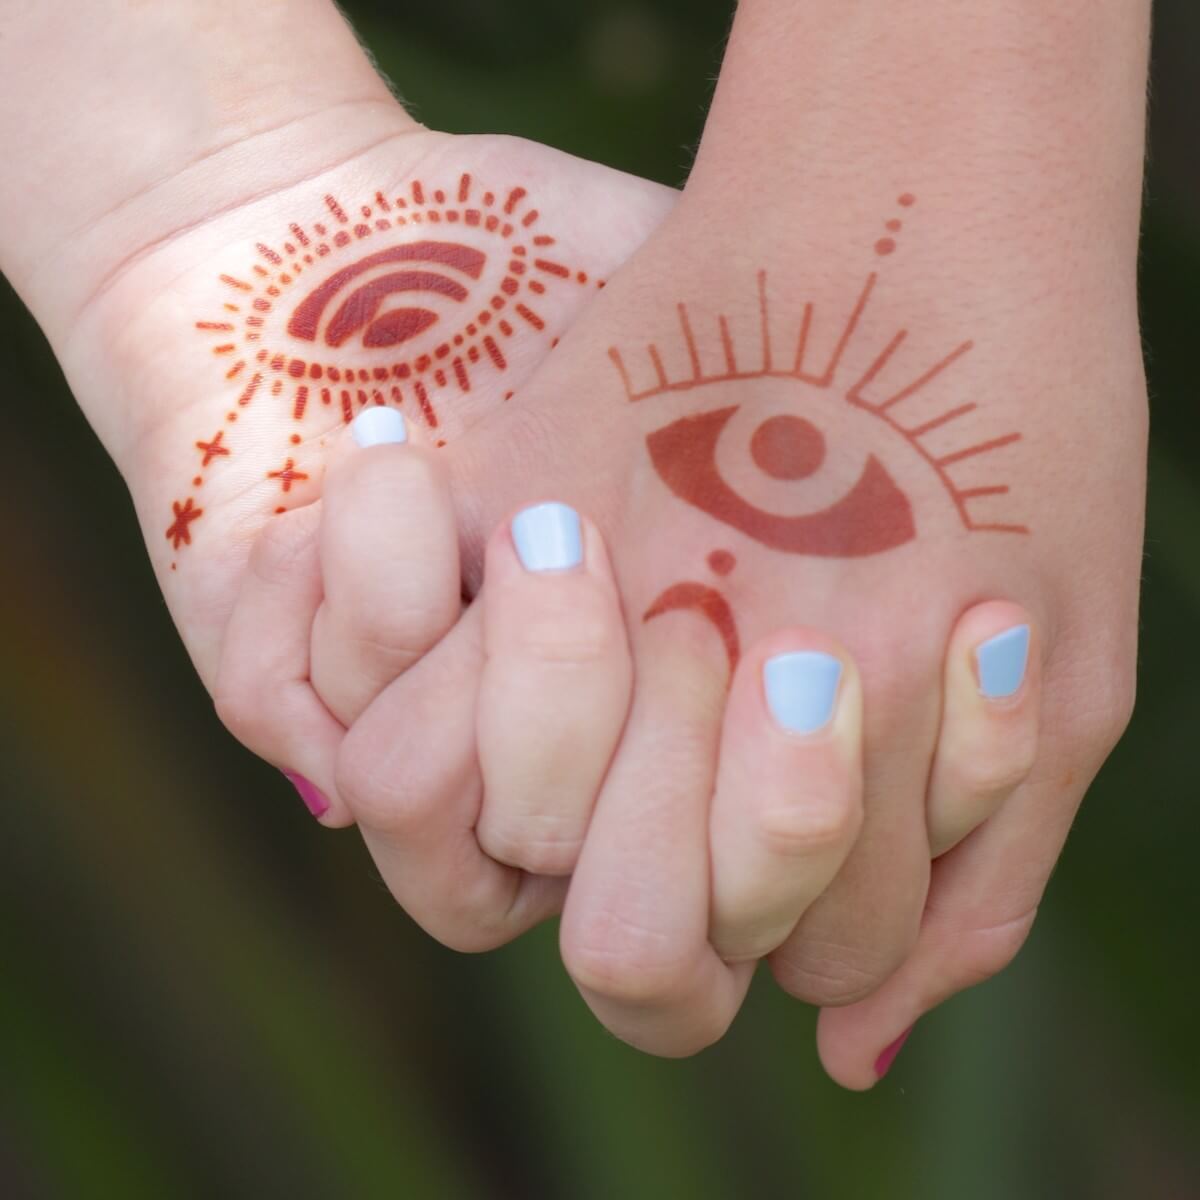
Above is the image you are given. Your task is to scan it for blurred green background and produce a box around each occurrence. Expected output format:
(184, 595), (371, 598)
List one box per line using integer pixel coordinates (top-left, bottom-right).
(3, 3), (1198, 1197)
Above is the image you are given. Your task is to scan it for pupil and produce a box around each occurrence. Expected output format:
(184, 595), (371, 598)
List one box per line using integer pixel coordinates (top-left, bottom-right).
(751, 415), (826, 481)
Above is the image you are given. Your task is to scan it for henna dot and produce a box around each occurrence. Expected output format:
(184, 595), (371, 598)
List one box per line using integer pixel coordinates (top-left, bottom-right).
(577, 271), (588, 284)
(707, 550), (737, 577)
(751, 415), (826, 480)
(886, 219), (902, 233)
(227, 412), (238, 422)
(875, 238), (896, 256)
(275, 507), (287, 515)
(193, 477), (203, 487)
(290, 434), (301, 445)
(899, 193), (916, 207)
(436, 439), (447, 448)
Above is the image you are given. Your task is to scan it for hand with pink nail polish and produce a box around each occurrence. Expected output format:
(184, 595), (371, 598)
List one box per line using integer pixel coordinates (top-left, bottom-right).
(0, 0), (1149, 1093)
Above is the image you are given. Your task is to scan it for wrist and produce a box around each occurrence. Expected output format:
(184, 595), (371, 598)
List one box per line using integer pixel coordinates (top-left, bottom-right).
(0, 1), (415, 327)
(690, 0), (1149, 253)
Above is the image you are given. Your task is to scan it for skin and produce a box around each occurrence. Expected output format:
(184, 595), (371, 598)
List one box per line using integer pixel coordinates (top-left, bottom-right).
(0, 0), (1148, 1089)
(451, 0), (1147, 1081)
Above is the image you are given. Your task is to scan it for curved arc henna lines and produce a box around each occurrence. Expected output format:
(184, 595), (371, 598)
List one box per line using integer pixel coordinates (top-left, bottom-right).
(625, 195), (1029, 667)
(167, 174), (597, 557)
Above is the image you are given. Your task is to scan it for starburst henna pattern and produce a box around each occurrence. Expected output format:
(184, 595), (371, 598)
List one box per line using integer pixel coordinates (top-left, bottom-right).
(166, 175), (598, 560)
(608, 195), (1028, 665)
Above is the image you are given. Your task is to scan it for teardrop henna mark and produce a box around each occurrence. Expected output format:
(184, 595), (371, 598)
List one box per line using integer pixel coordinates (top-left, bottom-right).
(168, 174), (600, 560)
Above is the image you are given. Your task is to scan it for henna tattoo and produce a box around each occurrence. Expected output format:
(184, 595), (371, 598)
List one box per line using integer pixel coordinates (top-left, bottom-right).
(166, 498), (203, 550)
(622, 196), (1028, 666)
(167, 175), (597, 560)
(644, 583), (740, 673)
(646, 406), (915, 557)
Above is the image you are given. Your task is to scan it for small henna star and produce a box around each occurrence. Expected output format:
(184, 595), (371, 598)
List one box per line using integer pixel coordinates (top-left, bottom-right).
(166, 497), (203, 549)
(268, 457), (309, 493)
(196, 430), (231, 467)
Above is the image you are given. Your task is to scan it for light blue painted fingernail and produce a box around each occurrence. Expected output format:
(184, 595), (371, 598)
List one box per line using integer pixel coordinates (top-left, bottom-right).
(512, 502), (583, 573)
(976, 625), (1031, 699)
(763, 652), (843, 734)
(352, 406), (407, 448)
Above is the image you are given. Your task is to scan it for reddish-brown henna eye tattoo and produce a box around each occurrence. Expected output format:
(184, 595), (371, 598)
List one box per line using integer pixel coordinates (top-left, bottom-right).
(647, 406), (915, 556)
(167, 176), (598, 560)
(625, 195), (1028, 667)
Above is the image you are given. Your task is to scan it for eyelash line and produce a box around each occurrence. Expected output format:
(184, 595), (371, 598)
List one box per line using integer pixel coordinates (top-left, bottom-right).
(608, 270), (1028, 537)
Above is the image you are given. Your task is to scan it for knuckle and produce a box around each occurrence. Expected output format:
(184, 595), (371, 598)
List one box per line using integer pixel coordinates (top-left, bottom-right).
(562, 913), (692, 1006)
(510, 589), (624, 667)
(756, 796), (862, 859)
(955, 739), (1037, 802)
(340, 600), (452, 667)
(335, 745), (433, 834)
(948, 908), (1037, 989)
(652, 1012), (734, 1059)
(713, 924), (793, 967)
(426, 910), (515, 955)
(477, 819), (582, 877)
(770, 939), (906, 1007)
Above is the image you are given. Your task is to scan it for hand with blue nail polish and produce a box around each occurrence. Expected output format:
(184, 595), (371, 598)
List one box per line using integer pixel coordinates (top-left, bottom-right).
(4, 11), (678, 833)
(5, 0), (1148, 1099)
(433, 6), (1145, 1071)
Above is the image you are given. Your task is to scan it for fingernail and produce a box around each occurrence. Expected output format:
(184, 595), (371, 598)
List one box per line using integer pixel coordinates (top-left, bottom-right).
(512, 502), (583, 573)
(976, 625), (1031, 699)
(283, 771), (330, 818)
(874, 1026), (914, 1080)
(763, 651), (843, 734)
(351, 406), (407, 448)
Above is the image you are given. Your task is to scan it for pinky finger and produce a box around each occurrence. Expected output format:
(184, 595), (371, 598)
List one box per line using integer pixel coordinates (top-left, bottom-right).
(926, 603), (1041, 858)
(214, 504), (349, 826)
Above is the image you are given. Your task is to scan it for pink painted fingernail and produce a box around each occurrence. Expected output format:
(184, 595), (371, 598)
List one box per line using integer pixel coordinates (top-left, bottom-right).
(283, 771), (330, 818)
(874, 1026), (914, 1080)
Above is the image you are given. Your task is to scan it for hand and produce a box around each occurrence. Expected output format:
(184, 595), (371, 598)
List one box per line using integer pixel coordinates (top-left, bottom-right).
(25, 122), (672, 823)
(435, 149), (1142, 1080)
(253, 409), (871, 984)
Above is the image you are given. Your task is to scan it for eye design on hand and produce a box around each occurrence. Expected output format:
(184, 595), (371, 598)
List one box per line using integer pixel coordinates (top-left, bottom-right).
(609, 270), (1028, 559)
(174, 177), (600, 563)
(286, 241), (487, 349)
(619, 209), (1028, 673)
(647, 405), (915, 557)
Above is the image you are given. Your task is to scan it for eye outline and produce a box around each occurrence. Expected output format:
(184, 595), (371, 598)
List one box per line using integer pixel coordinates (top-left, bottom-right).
(173, 176), (601, 565)
(193, 177), (598, 433)
(644, 403), (917, 558)
(608, 269), (1028, 546)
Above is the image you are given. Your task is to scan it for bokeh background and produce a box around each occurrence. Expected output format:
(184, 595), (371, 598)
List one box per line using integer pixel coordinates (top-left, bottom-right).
(3, 3), (1198, 1196)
